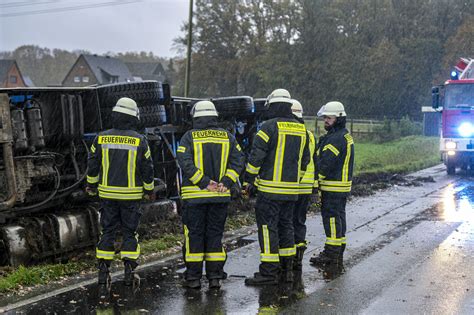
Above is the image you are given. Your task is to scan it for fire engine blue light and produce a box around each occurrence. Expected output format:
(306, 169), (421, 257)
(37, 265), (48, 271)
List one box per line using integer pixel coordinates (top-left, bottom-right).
(450, 70), (459, 80)
(459, 122), (473, 137)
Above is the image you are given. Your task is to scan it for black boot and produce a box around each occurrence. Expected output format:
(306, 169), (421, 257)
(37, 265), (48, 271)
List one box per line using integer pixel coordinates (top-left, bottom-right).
(98, 260), (111, 298)
(293, 246), (307, 271)
(123, 259), (138, 286)
(339, 243), (346, 266)
(280, 257), (294, 283)
(209, 279), (221, 289)
(309, 246), (340, 267)
(184, 279), (201, 289)
(245, 272), (278, 286)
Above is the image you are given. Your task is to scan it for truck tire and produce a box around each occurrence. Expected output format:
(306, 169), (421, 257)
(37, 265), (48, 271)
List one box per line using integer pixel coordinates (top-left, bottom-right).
(253, 98), (267, 113)
(211, 96), (254, 118)
(96, 81), (166, 128)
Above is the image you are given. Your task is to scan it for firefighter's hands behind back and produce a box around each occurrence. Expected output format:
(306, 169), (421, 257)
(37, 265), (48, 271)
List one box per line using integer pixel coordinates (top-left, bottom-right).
(244, 182), (257, 197)
(207, 180), (218, 192)
(217, 182), (229, 193)
(85, 186), (97, 197)
(143, 191), (156, 202)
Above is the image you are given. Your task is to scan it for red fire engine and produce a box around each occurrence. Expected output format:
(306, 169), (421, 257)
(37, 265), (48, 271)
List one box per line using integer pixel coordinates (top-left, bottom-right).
(432, 58), (474, 174)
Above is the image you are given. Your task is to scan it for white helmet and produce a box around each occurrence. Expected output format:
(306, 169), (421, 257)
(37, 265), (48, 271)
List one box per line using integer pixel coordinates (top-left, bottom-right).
(112, 97), (140, 119)
(191, 100), (218, 118)
(291, 99), (303, 118)
(266, 88), (292, 105)
(317, 101), (346, 117)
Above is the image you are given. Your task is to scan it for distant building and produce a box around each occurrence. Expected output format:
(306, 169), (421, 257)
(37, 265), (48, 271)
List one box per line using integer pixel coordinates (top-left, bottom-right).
(0, 60), (27, 88)
(125, 62), (166, 82)
(62, 54), (134, 87)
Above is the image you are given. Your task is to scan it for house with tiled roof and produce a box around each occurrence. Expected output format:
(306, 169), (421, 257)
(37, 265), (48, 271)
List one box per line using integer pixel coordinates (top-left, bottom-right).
(62, 54), (134, 86)
(0, 60), (27, 88)
(125, 62), (166, 82)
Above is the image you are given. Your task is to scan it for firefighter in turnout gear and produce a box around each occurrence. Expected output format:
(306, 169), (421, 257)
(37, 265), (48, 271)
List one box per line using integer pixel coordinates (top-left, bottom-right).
(87, 97), (155, 290)
(290, 99), (318, 271)
(177, 101), (245, 290)
(244, 89), (310, 286)
(310, 101), (354, 269)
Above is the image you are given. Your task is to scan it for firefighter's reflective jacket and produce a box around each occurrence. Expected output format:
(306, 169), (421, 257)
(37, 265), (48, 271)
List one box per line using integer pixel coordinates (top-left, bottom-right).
(299, 130), (318, 194)
(87, 129), (154, 200)
(245, 118), (310, 201)
(177, 127), (245, 203)
(316, 127), (354, 194)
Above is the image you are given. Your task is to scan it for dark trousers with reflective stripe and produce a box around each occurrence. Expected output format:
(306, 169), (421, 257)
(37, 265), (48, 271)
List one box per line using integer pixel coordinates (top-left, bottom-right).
(321, 192), (347, 255)
(255, 194), (295, 277)
(294, 194), (310, 247)
(182, 201), (228, 280)
(97, 199), (142, 262)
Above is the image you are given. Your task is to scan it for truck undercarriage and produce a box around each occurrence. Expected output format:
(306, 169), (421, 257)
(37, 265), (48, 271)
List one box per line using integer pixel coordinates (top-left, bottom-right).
(0, 81), (264, 267)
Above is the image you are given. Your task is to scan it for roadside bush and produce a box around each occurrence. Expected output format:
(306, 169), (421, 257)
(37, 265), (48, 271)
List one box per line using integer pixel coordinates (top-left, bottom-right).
(372, 116), (422, 142)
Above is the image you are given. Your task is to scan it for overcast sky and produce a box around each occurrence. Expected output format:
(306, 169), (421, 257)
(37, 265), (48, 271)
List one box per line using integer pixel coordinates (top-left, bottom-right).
(0, 0), (189, 58)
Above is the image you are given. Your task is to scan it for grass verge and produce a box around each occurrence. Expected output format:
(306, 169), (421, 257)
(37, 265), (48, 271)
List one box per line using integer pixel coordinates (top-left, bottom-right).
(0, 262), (91, 294)
(355, 136), (440, 175)
(0, 234), (185, 295)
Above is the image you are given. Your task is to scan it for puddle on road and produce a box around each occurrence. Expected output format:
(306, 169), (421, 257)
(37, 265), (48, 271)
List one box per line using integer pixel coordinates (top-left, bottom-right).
(425, 181), (474, 223)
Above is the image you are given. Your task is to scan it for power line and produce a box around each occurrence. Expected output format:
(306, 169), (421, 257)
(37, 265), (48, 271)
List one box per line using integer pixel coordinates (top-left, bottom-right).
(0, 0), (142, 18)
(0, 1), (60, 9)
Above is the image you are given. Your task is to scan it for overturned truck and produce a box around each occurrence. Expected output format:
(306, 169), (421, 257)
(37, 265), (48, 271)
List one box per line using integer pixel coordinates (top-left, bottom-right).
(0, 81), (265, 267)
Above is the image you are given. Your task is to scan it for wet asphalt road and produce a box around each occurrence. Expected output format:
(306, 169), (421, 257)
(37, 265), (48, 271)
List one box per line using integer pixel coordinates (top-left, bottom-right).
(3, 165), (474, 314)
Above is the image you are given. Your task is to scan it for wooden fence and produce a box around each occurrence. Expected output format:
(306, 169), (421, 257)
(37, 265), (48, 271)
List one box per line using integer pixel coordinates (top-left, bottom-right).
(304, 116), (384, 138)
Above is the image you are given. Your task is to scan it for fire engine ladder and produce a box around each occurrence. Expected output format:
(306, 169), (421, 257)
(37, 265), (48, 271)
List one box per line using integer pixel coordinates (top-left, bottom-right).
(457, 57), (474, 79)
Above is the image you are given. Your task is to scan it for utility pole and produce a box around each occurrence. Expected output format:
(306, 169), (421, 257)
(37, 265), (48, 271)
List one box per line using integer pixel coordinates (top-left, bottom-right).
(184, 0), (194, 97)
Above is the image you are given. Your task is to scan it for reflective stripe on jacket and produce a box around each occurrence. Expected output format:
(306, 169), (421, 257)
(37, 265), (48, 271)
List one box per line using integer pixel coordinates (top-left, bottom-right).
(316, 128), (354, 194)
(299, 130), (317, 194)
(245, 118), (310, 201)
(177, 128), (245, 203)
(87, 129), (154, 200)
